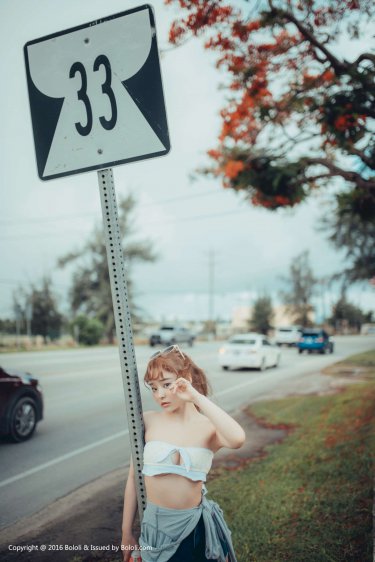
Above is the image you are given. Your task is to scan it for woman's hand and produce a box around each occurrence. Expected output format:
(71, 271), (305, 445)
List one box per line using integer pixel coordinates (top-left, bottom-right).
(171, 377), (200, 403)
(121, 532), (139, 562)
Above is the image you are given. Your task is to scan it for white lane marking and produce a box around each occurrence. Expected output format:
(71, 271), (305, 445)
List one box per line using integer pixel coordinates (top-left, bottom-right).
(0, 361), (349, 488)
(0, 429), (129, 489)
(0, 375), (272, 488)
(214, 374), (271, 397)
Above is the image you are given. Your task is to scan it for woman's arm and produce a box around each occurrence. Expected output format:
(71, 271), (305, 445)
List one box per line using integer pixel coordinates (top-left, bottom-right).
(171, 377), (245, 449)
(121, 456), (139, 561)
(194, 393), (246, 450)
(122, 456), (138, 533)
(172, 378), (246, 450)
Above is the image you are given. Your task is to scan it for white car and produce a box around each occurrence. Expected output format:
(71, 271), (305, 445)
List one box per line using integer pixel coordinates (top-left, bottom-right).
(218, 333), (281, 371)
(274, 326), (302, 347)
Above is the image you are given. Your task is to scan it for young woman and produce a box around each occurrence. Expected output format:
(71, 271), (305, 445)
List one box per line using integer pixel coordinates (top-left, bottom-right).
(121, 345), (245, 562)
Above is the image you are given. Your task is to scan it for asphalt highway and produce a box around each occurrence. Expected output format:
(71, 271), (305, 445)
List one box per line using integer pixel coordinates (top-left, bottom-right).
(0, 335), (374, 529)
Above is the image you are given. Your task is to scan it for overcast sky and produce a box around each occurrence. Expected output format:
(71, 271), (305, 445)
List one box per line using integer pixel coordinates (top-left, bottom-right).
(1, 0), (374, 324)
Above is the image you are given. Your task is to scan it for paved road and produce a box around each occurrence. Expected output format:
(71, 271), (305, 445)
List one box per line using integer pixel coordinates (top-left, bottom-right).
(0, 335), (374, 529)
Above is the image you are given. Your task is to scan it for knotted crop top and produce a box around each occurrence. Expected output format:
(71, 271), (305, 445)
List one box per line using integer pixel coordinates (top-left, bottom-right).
(142, 440), (214, 482)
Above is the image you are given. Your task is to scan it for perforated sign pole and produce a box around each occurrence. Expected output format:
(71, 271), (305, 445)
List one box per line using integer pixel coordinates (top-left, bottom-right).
(24, 5), (170, 523)
(98, 167), (146, 518)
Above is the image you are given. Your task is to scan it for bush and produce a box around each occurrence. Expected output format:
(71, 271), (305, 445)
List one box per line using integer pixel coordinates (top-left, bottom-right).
(70, 315), (104, 346)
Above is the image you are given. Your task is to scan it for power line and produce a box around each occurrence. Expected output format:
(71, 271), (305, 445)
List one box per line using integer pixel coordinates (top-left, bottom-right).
(0, 279), (70, 289)
(0, 208), (250, 241)
(0, 190), (220, 227)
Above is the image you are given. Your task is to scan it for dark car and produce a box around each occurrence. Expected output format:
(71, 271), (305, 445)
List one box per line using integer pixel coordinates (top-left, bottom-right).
(0, 366), (44, 442)
(297, 329), (334, 355)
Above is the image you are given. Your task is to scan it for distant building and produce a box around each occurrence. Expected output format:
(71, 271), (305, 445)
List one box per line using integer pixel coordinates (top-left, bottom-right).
(231, 305), (315, 333)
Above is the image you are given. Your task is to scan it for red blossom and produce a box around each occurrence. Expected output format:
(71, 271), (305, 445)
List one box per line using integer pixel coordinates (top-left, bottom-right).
(224, 160), (245, 179)
(247, 21), (261, 32)
(321, 69), (335, 81)
(207, 149), (222, 160)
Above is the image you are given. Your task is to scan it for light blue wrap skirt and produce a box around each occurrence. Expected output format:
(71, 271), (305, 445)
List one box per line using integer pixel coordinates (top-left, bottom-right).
(139, 485), (237, 562)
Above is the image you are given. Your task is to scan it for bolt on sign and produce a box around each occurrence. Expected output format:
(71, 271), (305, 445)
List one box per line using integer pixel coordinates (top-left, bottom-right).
(24, 4), (170, 180)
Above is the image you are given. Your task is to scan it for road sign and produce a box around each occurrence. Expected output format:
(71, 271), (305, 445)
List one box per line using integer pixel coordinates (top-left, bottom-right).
(24, 5), (170, 181)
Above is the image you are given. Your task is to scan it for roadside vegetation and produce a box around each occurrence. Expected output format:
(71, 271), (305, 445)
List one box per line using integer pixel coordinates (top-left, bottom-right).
(67, 351), (374, 562)
(207, 350), (375, 562)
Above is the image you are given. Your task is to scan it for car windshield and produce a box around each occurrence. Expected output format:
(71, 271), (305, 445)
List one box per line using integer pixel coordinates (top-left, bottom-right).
(278, 328), (292, 333)
(302, 331), (320, 336)
(160, 326), (174, 331)
(229, 338), (257, 345)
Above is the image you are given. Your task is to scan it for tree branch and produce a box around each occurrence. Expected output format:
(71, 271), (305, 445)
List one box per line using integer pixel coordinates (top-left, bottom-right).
(345, 146), (375, 170)
(304, 157), (375, 189)
(268, 5), (348, 74)
(304, 174), (331, 182)
(354, 53), (375, 67)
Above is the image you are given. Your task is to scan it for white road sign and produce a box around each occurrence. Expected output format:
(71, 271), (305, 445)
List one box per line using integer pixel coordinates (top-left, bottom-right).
(24, 5), (170, 181)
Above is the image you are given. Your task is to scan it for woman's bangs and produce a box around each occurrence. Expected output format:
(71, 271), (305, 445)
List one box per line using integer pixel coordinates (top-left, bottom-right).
(144, 356), (176, 383)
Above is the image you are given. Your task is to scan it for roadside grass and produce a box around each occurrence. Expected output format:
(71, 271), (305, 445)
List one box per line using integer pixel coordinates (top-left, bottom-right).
(69, 350), (375, 562)
(322, 349), (375, 372)
(207, 350), (375, 562)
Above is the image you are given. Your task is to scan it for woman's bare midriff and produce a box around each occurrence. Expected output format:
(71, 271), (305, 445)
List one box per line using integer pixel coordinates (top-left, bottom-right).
(145, 474), (203, 509)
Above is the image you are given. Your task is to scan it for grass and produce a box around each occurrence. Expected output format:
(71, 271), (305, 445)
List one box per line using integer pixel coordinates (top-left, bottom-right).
(68, 350), (375, 562)
(206, 350), (375, 562)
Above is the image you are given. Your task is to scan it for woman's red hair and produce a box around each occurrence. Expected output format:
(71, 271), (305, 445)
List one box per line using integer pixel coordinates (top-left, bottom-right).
(144, 349), (211, 401)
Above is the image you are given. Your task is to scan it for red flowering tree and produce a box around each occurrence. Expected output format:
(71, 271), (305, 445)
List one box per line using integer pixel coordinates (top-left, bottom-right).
(165, 0), (374, 219)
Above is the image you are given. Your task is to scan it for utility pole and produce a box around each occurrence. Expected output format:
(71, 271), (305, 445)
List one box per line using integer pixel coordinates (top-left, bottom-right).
(208, 249), (216, 337)
(26, 301), (33, 339)
(14, 304), (22, 350)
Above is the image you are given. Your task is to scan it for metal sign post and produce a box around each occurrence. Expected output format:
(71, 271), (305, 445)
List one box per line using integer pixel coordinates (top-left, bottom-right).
(24, 4), (170, 525)
(98, 167), (146, 517)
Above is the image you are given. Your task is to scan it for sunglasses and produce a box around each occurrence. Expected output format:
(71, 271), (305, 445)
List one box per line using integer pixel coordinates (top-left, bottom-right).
(150, 344), (185, 360)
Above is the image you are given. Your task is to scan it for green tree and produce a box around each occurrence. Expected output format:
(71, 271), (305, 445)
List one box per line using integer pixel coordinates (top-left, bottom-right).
(329, 294), (372, 333)
(320, 194), (375, 283)
(16, 277), (63, 342)
(250, 295), (274, 334)
(58, 194), (157, 343)
(280, 251), (316, 326)
(70, 315), (104, 346)
(0, 318), (16, 334)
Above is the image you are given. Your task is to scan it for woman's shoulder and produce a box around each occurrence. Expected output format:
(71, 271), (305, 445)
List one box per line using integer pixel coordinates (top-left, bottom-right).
(143, 410), (160, 430)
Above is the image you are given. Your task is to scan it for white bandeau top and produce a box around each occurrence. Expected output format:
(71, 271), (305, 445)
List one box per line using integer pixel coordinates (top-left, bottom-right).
(142, 440), (214, 482)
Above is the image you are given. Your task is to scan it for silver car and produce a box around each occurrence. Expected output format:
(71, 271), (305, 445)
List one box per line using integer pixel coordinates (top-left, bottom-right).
(149, 326), (195, 347)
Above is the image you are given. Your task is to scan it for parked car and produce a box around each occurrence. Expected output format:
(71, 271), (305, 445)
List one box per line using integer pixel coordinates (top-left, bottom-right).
(218, 333), (281, 371)
(149, 325), (195, 347)
(297, 329), (334, 354)
(0, 366), (44, 442)
(274, 326), (302, 347)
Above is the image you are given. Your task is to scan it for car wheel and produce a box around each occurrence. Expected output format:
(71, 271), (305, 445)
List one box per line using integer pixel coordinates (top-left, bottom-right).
(298, 349), (303, 354)
(274, 355), (281, 368)
(330, 344), (334, 354)
(259, 358), (266, 372)
(188, 339), (194, 347)
(150, 341), (155, 347)
(9, 396), (37, 442)
(222, 366), (229, 371)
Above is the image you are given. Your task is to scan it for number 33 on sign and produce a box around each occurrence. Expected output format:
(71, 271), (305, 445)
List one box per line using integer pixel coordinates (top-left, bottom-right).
(24, 5), (170, 181)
